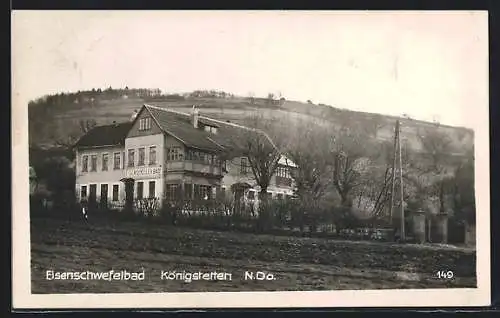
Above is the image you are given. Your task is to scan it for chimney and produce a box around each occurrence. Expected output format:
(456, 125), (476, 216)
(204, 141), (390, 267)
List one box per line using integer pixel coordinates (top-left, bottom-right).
(130, 109), (138, 122)
(192, 105), (199, 128)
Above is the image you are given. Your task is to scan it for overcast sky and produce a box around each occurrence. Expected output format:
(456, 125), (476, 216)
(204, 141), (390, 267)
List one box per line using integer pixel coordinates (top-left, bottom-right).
(12, 11), (488, 128)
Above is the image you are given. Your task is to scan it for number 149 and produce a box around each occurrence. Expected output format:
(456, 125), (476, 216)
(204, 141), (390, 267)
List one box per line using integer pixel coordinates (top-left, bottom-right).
(436, 271), (454, 279)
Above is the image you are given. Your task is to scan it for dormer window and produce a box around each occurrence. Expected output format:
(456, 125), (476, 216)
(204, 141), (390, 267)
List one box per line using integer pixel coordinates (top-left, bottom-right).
(203, 125), (218, 134)
(139, 117), (152, 131)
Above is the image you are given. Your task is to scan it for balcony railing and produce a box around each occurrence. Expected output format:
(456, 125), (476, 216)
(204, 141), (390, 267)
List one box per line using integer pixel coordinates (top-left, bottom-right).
(166, 160), (223, 176)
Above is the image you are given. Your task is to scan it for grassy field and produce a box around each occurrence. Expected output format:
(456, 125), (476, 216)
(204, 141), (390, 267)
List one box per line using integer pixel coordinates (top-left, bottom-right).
(30, 217), (476, 294)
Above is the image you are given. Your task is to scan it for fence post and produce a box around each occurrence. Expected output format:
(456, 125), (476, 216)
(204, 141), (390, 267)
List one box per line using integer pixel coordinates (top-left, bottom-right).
(412, 209), (426, 244)
(435, 212), (449, 244)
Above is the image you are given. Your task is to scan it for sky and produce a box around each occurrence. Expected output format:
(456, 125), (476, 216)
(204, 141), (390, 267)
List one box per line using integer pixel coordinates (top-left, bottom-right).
(12, 11), (488, 128)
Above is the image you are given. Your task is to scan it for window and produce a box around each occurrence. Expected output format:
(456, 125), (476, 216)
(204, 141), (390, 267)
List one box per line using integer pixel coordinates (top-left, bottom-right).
(240, 157), (248, 175)
(82, 155), (89, 172)
(210, 154), (215, 164)
(194, 184), (212, 200)
(201, 185), (212, 200)
(138, 147), (145, 166)
(247, 190), (255, 200)
(128, 149), (135, 167)
(192, 150), (199, 161)
(277, 166), (291, 178)
(113, 153), (121, 170)
(148, 181), (156, 198)
(112, 185), (119, 201)
(166, 184), (179, 201)
(184, 183), (193, 200)
(149, 146), (157, 165)
(100, 184), (108, 204)
(136, 182), (144, 199)
(186, 149), (214, 163)
(102, 153), (109, 171)
(89, 184), (97, 202)
(139, 117), (152, 131)
(167, 147), (183, 161)
(90, 155), (97, 172)
(204, 125), (218, 134)
(80, 185), (87, 198)
(276, 165), (293, 186)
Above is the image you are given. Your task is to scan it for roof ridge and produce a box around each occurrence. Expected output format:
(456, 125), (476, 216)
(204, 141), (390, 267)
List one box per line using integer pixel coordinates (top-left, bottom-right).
(143, 104), (279, 151)
(144, 104), (191, 117)
(198, 115), (256, 131)
(90, 121), (132, 129)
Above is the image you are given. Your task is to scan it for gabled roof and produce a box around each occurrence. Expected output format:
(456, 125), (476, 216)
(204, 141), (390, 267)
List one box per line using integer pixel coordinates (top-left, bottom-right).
(143, 104), (276, 154)
(73, 104), (279, 157)
(74, 122), (133, 148)
(144, 105), (222, 152)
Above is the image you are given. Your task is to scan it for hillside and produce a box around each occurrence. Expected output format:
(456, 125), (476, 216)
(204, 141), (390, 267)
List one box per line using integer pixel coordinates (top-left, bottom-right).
(28, 89), (474, 155)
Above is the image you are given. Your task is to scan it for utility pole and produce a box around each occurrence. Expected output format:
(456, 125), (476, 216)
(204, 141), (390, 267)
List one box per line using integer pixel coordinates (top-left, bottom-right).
(389, 122), (398, 222)
(398, 121), (405, 241)
(388, 120), (405, 241)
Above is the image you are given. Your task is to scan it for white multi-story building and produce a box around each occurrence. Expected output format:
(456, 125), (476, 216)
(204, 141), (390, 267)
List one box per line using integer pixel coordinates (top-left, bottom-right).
(74, 104), (296, 209)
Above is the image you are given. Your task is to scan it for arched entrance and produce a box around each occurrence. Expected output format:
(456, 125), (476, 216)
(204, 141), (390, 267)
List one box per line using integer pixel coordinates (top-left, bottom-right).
(230, 182), (252, 214)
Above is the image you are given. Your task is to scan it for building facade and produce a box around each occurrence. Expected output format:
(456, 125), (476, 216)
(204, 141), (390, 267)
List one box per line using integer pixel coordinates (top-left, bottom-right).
(74, 104), (295, 210)
(74, 122), (132, 208)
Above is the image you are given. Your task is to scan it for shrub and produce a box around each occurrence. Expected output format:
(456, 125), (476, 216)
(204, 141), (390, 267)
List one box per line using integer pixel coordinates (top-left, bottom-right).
(135, 197), (161, 218)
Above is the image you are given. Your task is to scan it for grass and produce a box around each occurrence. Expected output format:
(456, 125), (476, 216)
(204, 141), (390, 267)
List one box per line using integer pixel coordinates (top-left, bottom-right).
(31, 216), (476, 294)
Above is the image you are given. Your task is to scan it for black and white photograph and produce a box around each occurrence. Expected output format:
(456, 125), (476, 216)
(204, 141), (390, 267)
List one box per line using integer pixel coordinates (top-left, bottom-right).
(12, 10), (490, 308)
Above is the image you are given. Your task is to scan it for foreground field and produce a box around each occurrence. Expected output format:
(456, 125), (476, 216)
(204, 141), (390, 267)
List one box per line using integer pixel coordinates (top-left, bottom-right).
(31, 217), (476, 293)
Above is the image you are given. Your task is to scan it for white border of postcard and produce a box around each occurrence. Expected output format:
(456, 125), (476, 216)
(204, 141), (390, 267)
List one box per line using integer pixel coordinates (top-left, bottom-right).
(11, 10), (491, 308)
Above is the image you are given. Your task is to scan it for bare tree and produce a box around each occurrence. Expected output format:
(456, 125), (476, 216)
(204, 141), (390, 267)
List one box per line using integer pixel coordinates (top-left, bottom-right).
(284, 119), (336, 203)
(282, 120), (337, 232)
(79, 119), (97, 134)
(222, 113), (282, 204)
(351, 140), (395, 218)
(332, 125), (374, 207)
(55, 119), (97, 148)
(449, 151), (475, 225)
(413, 125), (454, 214)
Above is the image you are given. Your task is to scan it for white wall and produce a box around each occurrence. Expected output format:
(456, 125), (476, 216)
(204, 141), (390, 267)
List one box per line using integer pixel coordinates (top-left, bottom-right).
(75, 146), (126, 205)
(125, 133), (165, 200)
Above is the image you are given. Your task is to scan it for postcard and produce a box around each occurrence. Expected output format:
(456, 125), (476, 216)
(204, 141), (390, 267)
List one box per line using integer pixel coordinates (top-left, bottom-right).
(12, 10), (490, 309)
